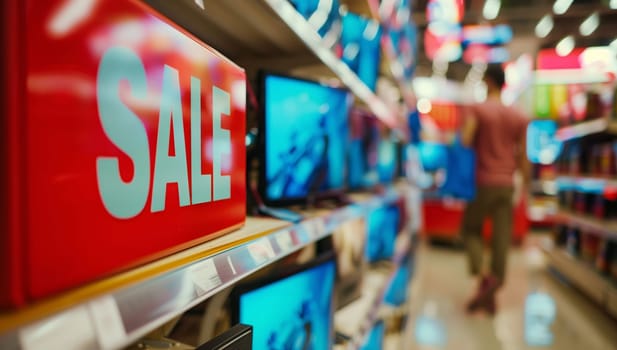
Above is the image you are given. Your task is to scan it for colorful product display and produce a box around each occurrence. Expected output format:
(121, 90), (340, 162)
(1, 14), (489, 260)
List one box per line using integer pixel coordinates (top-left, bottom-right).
(365, 203), (401, 263)
(1, 0), (246, 308)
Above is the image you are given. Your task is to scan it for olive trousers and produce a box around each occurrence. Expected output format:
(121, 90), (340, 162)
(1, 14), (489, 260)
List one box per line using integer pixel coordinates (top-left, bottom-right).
(461, 185), (514, 282)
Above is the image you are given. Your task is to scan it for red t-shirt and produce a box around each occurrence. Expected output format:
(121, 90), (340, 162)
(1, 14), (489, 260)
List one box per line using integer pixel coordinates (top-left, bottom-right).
(468, 99), (529, 187)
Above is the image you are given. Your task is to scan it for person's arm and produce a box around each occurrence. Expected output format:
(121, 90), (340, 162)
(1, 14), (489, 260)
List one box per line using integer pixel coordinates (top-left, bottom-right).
(460, 105), (477, 147)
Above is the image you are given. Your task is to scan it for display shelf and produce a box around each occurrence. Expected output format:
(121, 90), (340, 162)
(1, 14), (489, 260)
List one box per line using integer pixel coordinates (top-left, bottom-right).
(555, 210), (617, 240)
(554, 118), (609, 142)
(556, 175), (617, 195)
(545, 247), (617, 317)
(531, 179), (558, 196)
(144, 0), (408, 140)
(0, 191), (405, 350)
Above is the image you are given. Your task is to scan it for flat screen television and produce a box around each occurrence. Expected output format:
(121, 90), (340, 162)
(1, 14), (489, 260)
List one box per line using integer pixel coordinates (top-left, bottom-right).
(258, 72), (352, 206)
(376, 133), (399, 185)
(348, 107), (380, 190)
(365, 203), (400, 263)
(231, 256), (336, 350)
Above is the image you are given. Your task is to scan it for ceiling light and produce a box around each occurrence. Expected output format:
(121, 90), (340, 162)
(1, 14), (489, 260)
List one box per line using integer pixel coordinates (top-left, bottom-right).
(483, 0), (501, 20)
(579, 12), (599, 36)
(535, 14), (554, 38)
(556, 35), (575, 56)
(553, 0), (573, 15)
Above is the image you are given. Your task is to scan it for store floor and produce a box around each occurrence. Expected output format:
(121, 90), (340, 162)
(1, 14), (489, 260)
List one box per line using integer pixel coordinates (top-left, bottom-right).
(398, 233), (617, 350)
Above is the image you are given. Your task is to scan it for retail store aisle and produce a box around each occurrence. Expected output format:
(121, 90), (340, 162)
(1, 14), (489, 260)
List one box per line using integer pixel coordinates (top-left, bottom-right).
(400, 235), (617, 350)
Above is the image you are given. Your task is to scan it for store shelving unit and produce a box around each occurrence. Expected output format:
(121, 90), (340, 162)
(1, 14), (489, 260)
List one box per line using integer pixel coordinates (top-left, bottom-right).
(544, 246), (617, 316)
(0, 1), (420, 349)
(0, 189), (413, 349)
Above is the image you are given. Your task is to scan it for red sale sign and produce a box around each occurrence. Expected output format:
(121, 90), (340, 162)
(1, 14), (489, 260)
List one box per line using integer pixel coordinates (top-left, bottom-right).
(1, 0), (246, 307)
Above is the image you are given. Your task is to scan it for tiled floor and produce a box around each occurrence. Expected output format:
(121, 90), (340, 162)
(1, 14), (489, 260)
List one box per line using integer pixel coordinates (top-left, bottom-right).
(399, 234), (617, 350)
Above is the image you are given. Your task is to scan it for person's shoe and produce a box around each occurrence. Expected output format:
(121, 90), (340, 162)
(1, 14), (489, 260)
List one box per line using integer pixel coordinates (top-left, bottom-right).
(466, 275), (500, 314)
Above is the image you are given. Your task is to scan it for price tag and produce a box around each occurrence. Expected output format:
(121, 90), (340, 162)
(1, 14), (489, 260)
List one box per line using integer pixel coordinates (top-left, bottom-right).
(88, 296), (126, 350)
(19, 306), (98, 350)
(189, 259), (222, 296)
(274, 230), (294, 252)
(247, 238), (276, 265)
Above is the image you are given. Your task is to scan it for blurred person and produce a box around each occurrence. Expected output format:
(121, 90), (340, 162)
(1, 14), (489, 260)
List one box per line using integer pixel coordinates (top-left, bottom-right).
(460, 64), (530, 314)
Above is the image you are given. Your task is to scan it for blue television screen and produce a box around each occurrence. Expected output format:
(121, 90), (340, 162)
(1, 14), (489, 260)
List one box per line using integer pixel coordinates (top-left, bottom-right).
(289, 0), (342, 37)
(384, 252), (413, 306)
(348, 108), (380, 190)
(234, 259), (336, 350)
(365, 204), (400, 262)
(260, 73), (351, 204)
(341, 12), (382, 91)
(377, 136), (399, 184)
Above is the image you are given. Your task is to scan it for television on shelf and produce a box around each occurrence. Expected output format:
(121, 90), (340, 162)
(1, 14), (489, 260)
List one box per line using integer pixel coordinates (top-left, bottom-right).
(376, 130), (400, 185)
(365, 203), (401, 263)
(348, 107), (380, 190)
(258, 71), (352, 206)
(231, 256), (336, 350)
(289, 0), (342, 38)
(340, 12), (382, 91)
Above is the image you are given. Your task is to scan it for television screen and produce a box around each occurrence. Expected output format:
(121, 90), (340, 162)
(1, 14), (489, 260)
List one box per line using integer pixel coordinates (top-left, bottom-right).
(259, 72), (352, 205)
(232, 258), (336, 350)
(365, 204), (400, 263)
(359, 320), (385, 350)
(417, 141), (448, 172)
(348, 108), (380, 190)
(341, 12), (382, 91)
(377, 134), (399, 184)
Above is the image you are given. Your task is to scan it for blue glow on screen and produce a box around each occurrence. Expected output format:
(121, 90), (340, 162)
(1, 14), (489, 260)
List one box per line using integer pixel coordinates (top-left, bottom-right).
(417, 142), (447, 172)
(238, 260), (336, 350)
(359, 321), (384, 350)
(377, 138), (398, 184)
(264, 74), (350, 201)
(365, 204), (399, 262)
(348, 111), (380, 189)
(526, 120), (562, 165)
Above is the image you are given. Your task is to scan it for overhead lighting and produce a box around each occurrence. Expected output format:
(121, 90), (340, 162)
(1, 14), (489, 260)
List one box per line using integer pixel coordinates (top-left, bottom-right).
(483, 0), (501, 20)
(579, 12), (599, 36)
(556, 35), (575, 56)
(535, 14), (554, 38)
(553, 0), (573, 15)
(417, 98), (433, 114)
